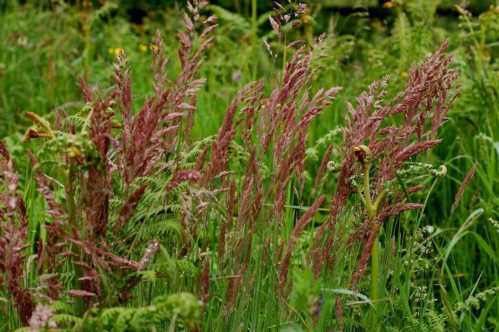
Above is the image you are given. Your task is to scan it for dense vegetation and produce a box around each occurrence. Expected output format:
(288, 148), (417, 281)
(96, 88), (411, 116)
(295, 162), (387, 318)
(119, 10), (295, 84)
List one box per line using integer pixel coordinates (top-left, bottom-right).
(0, 1), (498, 331)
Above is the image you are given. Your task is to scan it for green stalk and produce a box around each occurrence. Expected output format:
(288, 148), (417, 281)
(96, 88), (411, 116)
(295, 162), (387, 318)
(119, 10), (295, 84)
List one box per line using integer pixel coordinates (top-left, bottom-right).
(251, 0), (258, 80)
(282, 33), (287, 75)
(357, 145), (386, 304)
(362, 157), (380, 303)
(66, 164), (77, 228)
(370, 239), (380, 302)
(363, 161), (374, 219)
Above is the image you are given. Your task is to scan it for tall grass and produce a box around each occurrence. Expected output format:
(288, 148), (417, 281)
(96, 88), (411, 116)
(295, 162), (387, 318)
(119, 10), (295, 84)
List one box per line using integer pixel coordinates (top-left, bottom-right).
(0, 1), (497, 331)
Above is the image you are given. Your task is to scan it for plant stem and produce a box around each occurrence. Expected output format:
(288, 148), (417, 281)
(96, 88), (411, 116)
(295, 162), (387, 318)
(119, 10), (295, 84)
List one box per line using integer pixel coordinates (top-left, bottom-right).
(251, 0), (258, 80)
(363, 161), (374, 219)
(358, 149), (385, 304)
(370, 239), (380, 302)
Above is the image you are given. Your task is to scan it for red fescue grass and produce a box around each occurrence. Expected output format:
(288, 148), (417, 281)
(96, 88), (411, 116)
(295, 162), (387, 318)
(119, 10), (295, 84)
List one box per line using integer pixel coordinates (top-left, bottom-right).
(0, 2), (458, 327)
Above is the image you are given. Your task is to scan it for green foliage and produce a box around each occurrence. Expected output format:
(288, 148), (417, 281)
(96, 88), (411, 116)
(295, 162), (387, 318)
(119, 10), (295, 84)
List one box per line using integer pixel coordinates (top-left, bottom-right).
(0, 1), (498, 331)
(14, 292), (201, 332)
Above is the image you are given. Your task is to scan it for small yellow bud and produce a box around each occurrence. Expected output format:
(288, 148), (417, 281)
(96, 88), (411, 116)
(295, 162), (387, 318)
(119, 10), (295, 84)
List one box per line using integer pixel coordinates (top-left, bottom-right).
(150, 44), (159, 53)
(108, 47), (124, 58)
(115, 48), (124, 57)
(383, 1), (397, 8)
(67, 146), (82, 158)
(300, 14), (312, 24)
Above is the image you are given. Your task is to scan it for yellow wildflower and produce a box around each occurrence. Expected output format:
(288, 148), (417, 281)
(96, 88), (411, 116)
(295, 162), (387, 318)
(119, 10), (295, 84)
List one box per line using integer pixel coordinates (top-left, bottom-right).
(383, 1), (397, 8)
(108, 47), (124, 58)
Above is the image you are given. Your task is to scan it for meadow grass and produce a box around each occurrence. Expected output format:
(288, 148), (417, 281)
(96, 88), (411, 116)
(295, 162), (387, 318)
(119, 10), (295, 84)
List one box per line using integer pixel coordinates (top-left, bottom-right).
(0, 1), (497, 331)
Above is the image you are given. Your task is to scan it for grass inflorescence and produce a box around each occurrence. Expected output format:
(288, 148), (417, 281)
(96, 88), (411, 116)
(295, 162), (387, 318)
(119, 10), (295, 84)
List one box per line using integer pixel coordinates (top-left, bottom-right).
(0, 1), (498, 331)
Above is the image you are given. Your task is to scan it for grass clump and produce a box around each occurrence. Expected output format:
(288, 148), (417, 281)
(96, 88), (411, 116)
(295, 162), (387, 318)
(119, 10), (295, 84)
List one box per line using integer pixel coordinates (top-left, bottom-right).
(0, 1), (498, 331)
